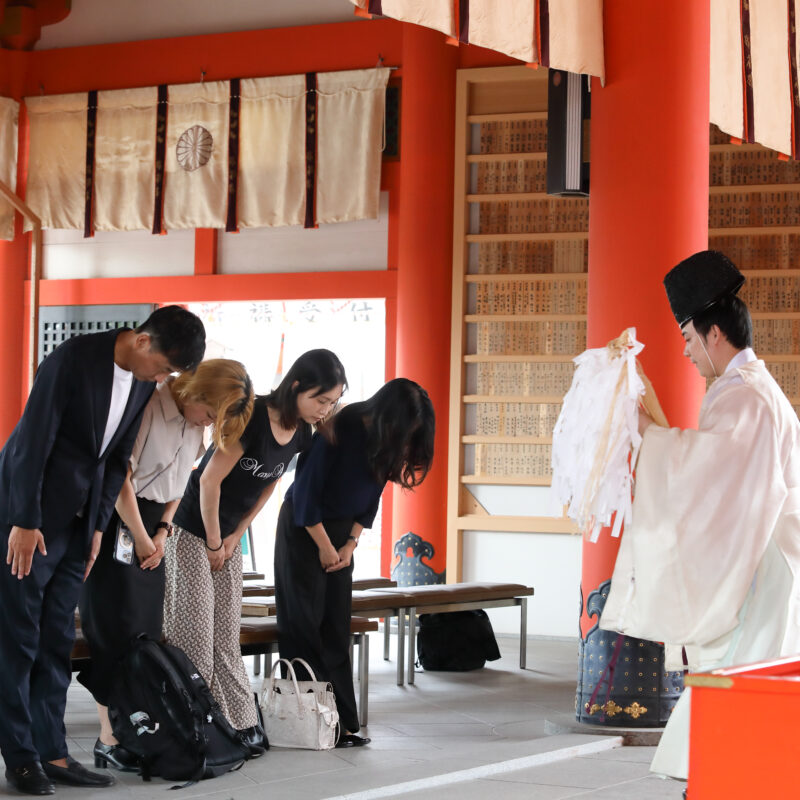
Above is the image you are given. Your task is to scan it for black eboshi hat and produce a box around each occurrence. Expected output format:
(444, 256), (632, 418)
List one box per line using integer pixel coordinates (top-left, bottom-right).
(663, 250), (745, 327)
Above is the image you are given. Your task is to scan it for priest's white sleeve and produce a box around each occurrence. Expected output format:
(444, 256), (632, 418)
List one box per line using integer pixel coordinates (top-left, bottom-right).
(600, 382), (787, 649)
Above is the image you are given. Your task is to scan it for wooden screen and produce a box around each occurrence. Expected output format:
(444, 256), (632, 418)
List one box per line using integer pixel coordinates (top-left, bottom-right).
(708, 125), (800, 417)
(447, 66), (585, 579)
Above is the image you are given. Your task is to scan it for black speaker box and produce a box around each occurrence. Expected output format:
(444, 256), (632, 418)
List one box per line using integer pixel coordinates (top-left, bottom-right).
(547, 69), (590, 196)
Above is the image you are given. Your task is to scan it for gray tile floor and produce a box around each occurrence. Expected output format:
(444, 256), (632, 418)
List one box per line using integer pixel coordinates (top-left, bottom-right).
(1, 635), (686, 799)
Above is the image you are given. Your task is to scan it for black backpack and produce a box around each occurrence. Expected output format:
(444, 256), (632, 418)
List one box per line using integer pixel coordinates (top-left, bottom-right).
(416, 610), (502, 671)
(108, 636), (251, 783)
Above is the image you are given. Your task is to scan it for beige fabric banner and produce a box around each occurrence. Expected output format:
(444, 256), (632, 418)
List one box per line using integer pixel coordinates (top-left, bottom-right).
(316, 68), (390, 225)
(238, 75), (306, 229)
(162, 81), (229, 230)
(0, 97), (19, 240)
(353, 0), (454, 37)
(350, 0), (605, 79)
(25, 92), (87, 231)
(750, 0), (791, 156)
(94, 87), (158, 232)
(710, 0), (745, 141)
(469, 0), (536, 64)
(548, 0), (605, 83)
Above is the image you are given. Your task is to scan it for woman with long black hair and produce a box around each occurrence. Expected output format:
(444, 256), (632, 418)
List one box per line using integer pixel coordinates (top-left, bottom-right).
(164, 349), (347, 756)
(275, 377), (435, 746)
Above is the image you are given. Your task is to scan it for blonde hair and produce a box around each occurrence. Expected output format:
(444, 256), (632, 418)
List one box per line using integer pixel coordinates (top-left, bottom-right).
(170, 359), (254, 450)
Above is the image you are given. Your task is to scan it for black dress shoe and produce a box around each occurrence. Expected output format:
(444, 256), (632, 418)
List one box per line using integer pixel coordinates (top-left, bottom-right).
(93, 738), (139, 772)
(5, 762), (55, 796)
(43, 756), (115, 787)
(336, 733), (371, 748)
(237, 725), (267, 757)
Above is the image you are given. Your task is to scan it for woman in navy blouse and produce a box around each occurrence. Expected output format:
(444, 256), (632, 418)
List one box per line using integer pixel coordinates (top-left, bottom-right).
(275, 378), (435, 746)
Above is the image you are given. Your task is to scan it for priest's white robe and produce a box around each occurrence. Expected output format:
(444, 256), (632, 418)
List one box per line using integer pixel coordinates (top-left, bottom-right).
(600, 351), (800, 779)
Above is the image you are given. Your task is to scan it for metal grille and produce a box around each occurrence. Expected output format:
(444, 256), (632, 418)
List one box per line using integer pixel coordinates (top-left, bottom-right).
(38, 304), (154, 365)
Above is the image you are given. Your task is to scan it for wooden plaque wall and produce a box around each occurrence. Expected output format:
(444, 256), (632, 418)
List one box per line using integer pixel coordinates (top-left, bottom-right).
(446, 67), (586, 580)
(709, 125), (800, 417)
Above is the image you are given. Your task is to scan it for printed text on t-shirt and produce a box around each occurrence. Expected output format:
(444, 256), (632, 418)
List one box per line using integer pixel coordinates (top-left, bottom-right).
(239, 457), (285, 480)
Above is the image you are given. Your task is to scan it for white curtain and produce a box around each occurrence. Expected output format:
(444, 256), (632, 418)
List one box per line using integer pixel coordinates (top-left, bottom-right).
(317, 68), (390, 224)
(22, 67), (389, 233)
(24, 92), (86, 231)
(350, 0), (605, 81)
(162, 80), (229, 230)
(711, 0), (799, 157)
(238, 75), (306, 229)
(95, 86), (158, 231)
(0, 97), (19, 240)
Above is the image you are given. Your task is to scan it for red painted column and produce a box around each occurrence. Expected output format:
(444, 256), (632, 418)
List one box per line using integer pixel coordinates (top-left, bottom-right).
(580, 1), (710, 635)
(0, 232), (27, 441)
(390, 25), (457, 577)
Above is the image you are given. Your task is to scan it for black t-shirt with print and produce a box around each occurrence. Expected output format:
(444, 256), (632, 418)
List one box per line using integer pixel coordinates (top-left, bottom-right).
(174, 396), (312, 540)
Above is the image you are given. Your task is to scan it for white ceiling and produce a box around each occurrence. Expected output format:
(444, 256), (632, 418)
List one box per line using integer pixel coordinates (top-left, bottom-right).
(36, 0), (357, 50)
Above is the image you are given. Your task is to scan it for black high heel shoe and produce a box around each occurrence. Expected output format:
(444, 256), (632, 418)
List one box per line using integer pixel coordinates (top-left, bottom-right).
(92, 739), (140, 772)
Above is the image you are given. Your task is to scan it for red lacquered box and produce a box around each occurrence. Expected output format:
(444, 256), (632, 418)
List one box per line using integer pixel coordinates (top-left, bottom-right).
(686, 655), (800, 799)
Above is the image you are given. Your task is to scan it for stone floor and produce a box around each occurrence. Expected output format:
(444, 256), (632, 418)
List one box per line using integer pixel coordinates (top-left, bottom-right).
(1, 635), (687, 799)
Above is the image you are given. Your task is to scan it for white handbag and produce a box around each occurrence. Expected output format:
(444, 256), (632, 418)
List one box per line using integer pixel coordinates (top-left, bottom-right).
(259, 658), (340, 750)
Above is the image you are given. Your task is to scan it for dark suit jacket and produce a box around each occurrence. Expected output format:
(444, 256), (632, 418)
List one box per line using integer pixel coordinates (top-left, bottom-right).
(0, 329), (155, 544)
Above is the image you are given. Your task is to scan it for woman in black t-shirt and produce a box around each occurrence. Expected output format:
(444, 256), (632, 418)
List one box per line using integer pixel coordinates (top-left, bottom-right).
(164, 349), (347, 756)
(275, 378), (435, 747)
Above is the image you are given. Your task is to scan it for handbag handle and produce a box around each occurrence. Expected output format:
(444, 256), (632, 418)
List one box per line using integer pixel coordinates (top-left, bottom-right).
(262, 658), (322, 718)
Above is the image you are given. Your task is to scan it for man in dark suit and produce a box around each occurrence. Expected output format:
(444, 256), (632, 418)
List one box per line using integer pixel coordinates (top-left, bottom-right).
(0, 305), (205, 796)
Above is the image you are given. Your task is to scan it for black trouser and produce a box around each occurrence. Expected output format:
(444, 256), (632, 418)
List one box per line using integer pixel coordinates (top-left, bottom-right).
(78, 497), (166, 705)
(0, 518), (86, 769)
(274, 501), (358, 733)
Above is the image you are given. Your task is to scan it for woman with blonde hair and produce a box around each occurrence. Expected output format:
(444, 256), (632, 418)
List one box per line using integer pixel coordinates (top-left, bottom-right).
(79, 359), (254, 772)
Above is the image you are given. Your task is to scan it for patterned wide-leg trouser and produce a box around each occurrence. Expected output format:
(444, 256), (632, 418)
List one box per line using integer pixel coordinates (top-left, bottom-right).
(163, 528), (258, 730)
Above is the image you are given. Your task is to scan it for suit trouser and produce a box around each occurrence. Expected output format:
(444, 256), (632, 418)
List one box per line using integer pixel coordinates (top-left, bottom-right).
(0, 519), (85, 769)
(274, 501), (359, 733)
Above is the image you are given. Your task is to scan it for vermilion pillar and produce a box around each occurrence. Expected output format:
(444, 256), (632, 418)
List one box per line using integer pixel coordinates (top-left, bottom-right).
(390, 25), (457, 577)
(581, 2), (710, 634)
(0, 233), (27, 441)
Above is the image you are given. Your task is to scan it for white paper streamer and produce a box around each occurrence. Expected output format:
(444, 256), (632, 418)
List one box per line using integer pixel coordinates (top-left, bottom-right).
(550, 328), (646, 542)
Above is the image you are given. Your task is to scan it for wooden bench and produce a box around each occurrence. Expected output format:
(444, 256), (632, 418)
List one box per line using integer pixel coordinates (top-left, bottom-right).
(242, 581), (534, 686)
(70, 616), (379, 727)
(242, 577), (396, 598)
(243, 589), (416, 686)
(373, 582), (534, 685)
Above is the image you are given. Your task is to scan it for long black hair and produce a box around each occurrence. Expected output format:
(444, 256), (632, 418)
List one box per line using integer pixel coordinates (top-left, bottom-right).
(333, 378), (435, 489)
(264, 348), (348, 430)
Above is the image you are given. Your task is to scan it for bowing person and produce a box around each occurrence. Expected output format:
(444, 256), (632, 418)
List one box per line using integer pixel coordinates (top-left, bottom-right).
(164, 349), (347, 756)
(0, 306), (205, 796)
(79, 359), (254, 772)
(275, 378), (435, 746)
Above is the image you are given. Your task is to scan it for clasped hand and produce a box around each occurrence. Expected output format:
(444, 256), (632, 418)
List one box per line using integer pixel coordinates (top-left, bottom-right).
(205, 533), (240, 572)
(137, 531), (167, 570)
(319, 541), (355, 573)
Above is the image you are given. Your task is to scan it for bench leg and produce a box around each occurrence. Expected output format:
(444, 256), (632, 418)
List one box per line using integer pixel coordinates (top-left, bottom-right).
(383, 618), (390, 661)
(519, 597), (528, 669)
(254, 653), (262, 676)
(358, 633), (369, 728)
(407, 607), (417, 685)
(396, 611), (405, 686)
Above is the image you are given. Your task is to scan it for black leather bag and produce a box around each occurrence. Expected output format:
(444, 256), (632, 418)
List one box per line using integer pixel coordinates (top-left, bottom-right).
(416, 610), (502, 671)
